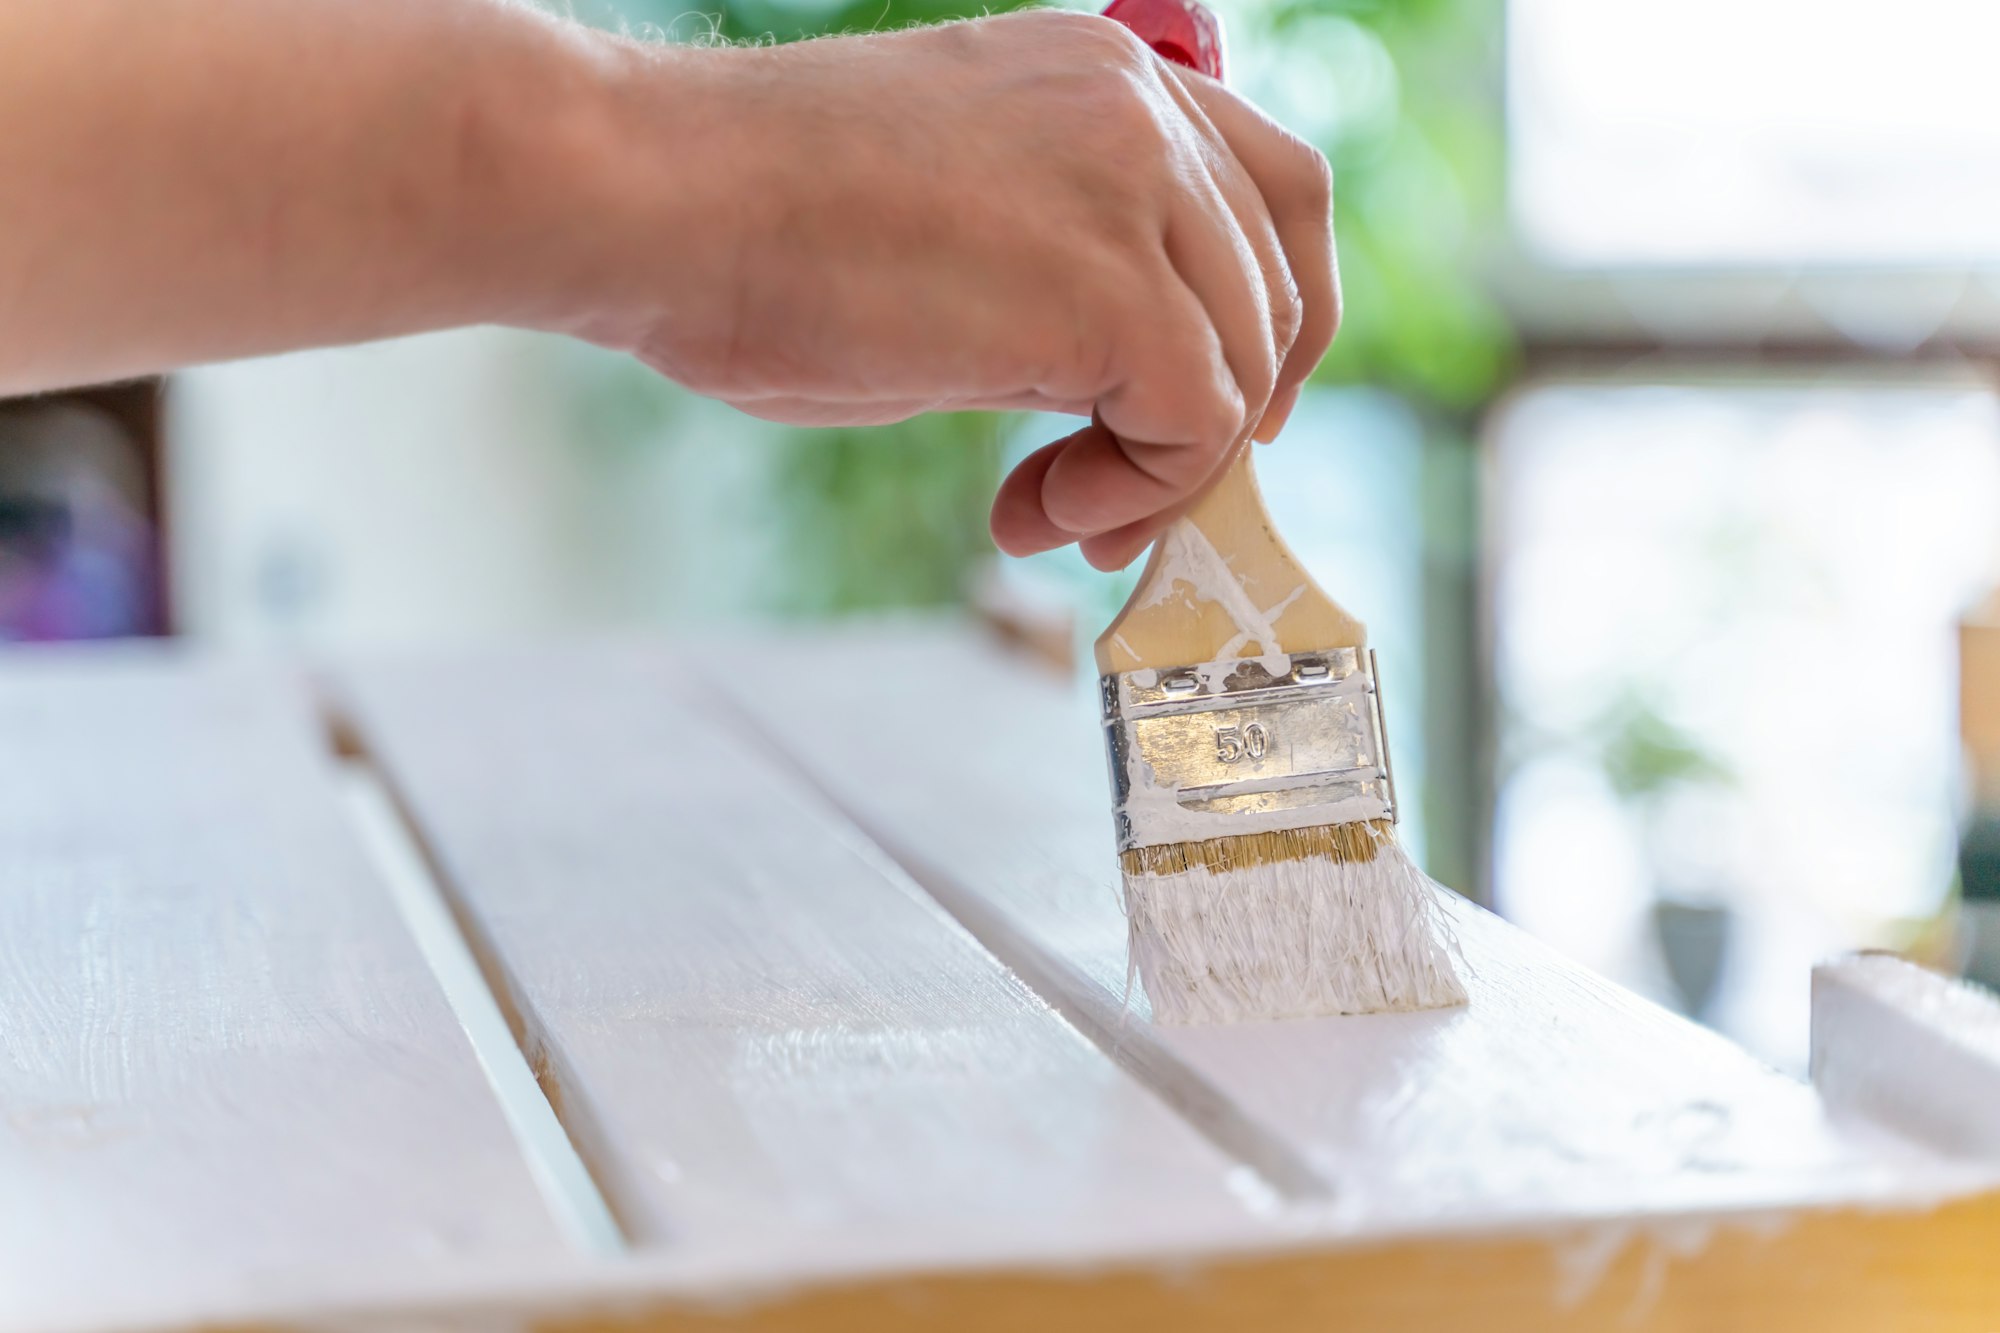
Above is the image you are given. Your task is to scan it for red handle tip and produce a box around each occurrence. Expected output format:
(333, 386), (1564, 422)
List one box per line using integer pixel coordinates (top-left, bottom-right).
(1101, 0), (1224, 81)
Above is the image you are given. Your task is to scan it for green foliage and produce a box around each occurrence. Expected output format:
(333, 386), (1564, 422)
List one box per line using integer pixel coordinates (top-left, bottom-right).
(763, 412), (1004, 613)
(619, 0), (1040, 43)
(1588, 688), (1731, 806)
(1260, 0), (1516, 408)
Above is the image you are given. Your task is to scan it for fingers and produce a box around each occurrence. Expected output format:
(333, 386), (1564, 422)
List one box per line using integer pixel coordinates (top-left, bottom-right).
(1045, 270), (1239, 536)
(1158, 170), (1281, 440)
(1080, 521), (1167, 572)
(1157, 72), (1298, 433)
(1015, 67), (1335, 566)
(990, 438), (1075, 557)
(995, 426), (1251, 572)
(1076, 436), (1247, 570)
(971, 29), (1344, 571)
(1166, 64), (1339, 443)
(1040, 183), (1282, 540)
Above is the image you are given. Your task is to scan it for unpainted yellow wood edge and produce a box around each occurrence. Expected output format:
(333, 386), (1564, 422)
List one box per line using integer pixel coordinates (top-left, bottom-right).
(542, 1191), (2000, 1333)
(205, 1187), (2000, 1333)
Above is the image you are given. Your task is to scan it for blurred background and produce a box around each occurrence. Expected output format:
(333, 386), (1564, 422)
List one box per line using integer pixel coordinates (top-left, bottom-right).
(9, 0), (2000, 1070)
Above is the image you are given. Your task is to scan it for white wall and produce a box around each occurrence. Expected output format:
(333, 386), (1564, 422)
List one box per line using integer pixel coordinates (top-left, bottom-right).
(166, 328), (782, 651)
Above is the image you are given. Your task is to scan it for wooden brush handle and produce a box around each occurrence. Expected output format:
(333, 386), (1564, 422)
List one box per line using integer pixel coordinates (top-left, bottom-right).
(1092, 0), (1362, 674)
(1095, 453), (1363, 673)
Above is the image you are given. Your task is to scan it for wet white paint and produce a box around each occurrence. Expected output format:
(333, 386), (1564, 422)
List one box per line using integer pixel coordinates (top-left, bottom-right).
(16, 637), (2000, 1333)
(726, 626), (2000, 1243)
(1139, 520), (1302, 671)
(0, 655), (565, 1333)
(1123, 838), (1467, 1024)
(335, 645), (1263, 1268)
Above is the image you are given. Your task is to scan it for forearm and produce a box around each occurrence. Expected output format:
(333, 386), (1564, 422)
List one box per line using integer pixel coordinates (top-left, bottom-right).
(0, 0), (645, 394)
(0, 2), (1340, 570)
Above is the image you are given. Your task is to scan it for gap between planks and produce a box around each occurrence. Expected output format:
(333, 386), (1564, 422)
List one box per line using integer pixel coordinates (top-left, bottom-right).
(711, 690), (1337, 1207)
(330, 716), (627, 1258)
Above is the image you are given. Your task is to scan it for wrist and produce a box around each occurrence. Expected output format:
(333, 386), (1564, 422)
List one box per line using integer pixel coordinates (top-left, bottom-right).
(489, 27), (758, 351)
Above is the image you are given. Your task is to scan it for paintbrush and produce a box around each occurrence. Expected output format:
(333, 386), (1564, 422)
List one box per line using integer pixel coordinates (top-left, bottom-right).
(1097, 0), (1466, 1024)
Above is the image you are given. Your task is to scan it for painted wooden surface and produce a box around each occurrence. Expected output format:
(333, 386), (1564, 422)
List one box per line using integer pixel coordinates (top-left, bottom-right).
(723, 623), (1991, 1233)
(0, 649), (566, 1333)
(332, 645), (1261, 1275)
(1813, 951), (2000, 1157)
(9, 631), (2000, 1333)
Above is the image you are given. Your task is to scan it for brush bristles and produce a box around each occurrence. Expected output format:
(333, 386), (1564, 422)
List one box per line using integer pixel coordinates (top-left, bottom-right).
(1121, 820), (1389, 877)
(1121, 821), (1468, 1025)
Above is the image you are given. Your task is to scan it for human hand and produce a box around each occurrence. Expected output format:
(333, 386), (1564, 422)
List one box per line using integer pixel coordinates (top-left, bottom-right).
(573, 10), (1338, 569)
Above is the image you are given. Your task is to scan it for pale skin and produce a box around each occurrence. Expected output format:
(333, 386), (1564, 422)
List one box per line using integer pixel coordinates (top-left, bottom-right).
(0, 0), (1337, 570)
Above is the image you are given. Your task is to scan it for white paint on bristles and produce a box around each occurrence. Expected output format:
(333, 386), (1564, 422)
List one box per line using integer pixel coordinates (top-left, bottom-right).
(1125, 830), (1467, 1025)
(1116, 516), (1464, 1023)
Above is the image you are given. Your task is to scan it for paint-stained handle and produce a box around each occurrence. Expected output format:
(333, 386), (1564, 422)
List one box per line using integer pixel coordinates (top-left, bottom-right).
(1102, 0), (1225, 81)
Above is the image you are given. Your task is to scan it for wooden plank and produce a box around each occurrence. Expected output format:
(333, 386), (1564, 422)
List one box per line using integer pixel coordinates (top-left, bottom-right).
(1813, 952), (2000, 1156)
(333, 645), (1263, 1276)
(721, 622), (1995, 1242)
(0, 650), (566, 1333)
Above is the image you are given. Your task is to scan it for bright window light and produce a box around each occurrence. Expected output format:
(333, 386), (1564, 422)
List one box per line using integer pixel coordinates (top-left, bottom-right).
(1489, 376), (2000, 1067)
(1509, 0), (2000, 266)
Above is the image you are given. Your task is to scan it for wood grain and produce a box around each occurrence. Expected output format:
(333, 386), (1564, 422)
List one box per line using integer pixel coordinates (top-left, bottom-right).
(0, 649), (564, 1333)
(723, 624), (1995, 1243)
(333, 644), (1261, 1272)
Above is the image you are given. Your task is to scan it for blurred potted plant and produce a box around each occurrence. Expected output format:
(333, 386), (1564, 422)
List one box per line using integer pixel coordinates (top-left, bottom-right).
(1581, 686), (1736, 1015)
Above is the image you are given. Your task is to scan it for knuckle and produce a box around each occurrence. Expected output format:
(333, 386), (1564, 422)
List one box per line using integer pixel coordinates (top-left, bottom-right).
(1033, 11), (1153, 70)
(1274, 274), (1306, 350)
(1191, 361), (1247, 443)
(1072, 12), (1155, 65)
(1295, 139), (1335, 213)
(1087, 70), (1163, 141)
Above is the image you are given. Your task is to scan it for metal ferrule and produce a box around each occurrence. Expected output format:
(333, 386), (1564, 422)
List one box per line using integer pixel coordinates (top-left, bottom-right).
(1101, 649), (1398, 852)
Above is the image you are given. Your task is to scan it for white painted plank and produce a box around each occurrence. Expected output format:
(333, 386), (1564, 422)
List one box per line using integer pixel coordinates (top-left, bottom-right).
(725, 621), (1989, 1237)
(0, 649), (566, 1333)
(334, 644), (1263, 1277)
(338, 764), (626, 1256)
(1813, 952), (2000, 1157)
